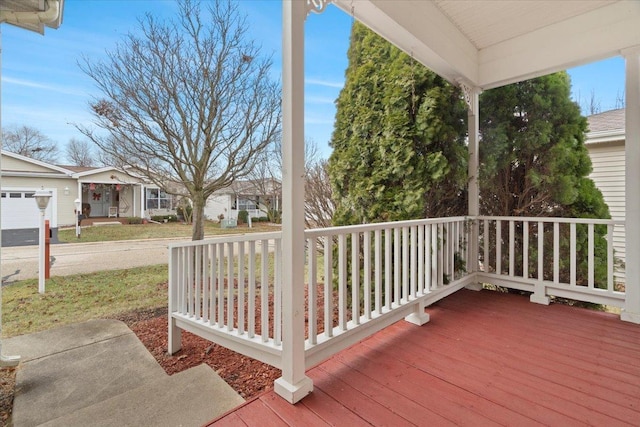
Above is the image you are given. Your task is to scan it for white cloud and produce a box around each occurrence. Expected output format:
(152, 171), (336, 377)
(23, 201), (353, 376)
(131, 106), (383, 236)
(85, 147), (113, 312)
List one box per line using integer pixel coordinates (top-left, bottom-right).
(305, 78), (343, 89)
(2, 76), (88, 97)
(306, 96), (335, 105)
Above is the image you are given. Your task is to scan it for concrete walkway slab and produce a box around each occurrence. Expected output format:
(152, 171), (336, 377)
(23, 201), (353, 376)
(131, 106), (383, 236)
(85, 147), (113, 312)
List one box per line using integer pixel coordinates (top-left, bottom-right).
(11, 324), (165, 427)
(3, 319), (132, 362)
(42, 364), (245, 427)
(7, 319), (244, 427)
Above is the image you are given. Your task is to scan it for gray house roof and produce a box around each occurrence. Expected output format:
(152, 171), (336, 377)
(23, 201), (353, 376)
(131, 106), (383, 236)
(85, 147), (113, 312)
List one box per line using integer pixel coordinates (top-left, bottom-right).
(586, 108), (625, 145)
(587, 108), (625, 133)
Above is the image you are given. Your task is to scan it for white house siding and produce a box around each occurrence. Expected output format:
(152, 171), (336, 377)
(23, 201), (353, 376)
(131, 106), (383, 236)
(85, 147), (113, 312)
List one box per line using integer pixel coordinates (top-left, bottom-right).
(205, 194), (231, 221)
(587, 140), (626, 283)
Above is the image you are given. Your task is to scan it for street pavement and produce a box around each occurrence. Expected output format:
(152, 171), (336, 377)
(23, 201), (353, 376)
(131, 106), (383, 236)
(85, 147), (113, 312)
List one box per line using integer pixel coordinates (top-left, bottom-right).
(1, 237), (189, 284)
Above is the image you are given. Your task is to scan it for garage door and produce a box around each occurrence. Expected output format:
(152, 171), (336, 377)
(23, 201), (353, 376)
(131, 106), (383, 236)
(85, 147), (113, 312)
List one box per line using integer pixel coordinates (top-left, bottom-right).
(1, 189), (56, 230)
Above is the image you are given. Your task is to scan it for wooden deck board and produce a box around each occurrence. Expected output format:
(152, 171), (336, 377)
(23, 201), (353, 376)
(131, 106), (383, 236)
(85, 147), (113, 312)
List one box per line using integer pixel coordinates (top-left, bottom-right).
(208, 289), (640, 426)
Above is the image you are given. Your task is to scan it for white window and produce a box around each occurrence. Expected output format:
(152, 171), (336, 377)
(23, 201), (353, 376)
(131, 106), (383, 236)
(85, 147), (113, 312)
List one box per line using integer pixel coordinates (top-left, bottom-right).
(146, 188), (172, 209)
(235, 196), (257, 211)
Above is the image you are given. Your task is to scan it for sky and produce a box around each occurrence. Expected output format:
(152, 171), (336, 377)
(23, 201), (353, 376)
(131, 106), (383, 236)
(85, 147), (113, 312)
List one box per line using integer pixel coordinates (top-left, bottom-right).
(0, 0), (627, 162)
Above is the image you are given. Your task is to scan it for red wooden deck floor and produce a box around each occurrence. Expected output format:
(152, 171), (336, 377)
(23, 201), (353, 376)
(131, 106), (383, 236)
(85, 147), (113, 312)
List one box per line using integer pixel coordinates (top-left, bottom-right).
(209, 289), (640, 426)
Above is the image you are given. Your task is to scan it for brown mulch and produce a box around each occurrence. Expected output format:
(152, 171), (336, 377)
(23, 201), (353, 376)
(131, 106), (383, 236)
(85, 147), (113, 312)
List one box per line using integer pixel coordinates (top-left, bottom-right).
(0, 367), (16, 426)
(126, 310), (281, 400)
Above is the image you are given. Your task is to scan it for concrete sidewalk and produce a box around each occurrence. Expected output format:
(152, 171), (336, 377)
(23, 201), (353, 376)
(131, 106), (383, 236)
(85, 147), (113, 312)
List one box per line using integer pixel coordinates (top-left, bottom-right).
(4, 319), (244, 427)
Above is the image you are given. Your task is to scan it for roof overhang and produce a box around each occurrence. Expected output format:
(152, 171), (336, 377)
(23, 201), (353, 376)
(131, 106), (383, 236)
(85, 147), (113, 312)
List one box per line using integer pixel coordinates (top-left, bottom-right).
(0, 0), (64, 34)
(585, 129), (625, 144)
(332, 0), (640, 90)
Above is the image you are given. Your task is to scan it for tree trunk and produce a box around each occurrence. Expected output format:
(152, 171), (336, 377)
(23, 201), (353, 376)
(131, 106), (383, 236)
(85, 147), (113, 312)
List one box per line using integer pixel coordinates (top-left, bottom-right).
(191, 193), (206, 241)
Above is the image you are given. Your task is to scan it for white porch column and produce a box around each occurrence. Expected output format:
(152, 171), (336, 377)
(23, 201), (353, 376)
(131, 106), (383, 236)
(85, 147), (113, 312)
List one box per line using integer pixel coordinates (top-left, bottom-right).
(460, 82), (483, 291)
(622, 47), (640, 324)
(273, 0), (313, 403)
(139, 184), (145, 218)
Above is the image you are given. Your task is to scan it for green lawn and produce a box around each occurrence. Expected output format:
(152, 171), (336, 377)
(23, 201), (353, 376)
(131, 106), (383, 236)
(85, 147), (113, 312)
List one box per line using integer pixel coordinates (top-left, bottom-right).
(1, 265), (169, 338)
(57, 221), (280, 243)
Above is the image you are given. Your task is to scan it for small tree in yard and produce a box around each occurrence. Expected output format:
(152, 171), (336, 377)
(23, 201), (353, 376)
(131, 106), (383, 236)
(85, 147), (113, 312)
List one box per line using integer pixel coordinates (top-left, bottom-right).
(77, 0), (280, 240)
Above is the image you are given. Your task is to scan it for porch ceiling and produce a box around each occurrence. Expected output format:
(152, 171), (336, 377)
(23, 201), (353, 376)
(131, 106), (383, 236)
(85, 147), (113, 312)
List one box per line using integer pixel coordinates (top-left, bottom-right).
(332, 0), (640, 89)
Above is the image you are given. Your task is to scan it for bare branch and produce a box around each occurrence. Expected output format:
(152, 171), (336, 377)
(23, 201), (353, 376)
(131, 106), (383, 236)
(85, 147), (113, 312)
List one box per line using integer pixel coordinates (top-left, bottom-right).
(2, 125), (59, 163)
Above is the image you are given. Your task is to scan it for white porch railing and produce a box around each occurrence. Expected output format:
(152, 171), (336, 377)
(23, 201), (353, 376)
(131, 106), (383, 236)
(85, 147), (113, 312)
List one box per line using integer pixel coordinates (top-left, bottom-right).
(168, 215), (626, 400)
(168, 232), (284, 368)
(302, 216), (474, 367)
(477, 216), (626, 307)
(168, 216), (475, 371)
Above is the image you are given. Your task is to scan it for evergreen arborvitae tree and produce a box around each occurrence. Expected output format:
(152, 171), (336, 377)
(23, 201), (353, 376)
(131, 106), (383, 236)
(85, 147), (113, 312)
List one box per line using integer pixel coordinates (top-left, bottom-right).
(479, 72), (611, 286)
(328, 22), (468, 226)
(479, 72), (606, 218)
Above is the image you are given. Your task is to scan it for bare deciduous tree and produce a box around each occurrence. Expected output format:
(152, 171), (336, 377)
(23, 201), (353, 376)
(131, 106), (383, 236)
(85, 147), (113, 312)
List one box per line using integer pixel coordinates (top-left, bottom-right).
(76, 0), (280, 240)
(305, 159), (335, 229)
(65, 138), (95, 166)
(247, 139), (328, 226)
(2, 125), (59, 163)
(615, 90), (625, 109)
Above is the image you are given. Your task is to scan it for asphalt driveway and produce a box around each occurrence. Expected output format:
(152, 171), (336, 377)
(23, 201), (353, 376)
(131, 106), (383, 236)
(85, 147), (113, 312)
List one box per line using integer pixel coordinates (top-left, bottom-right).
(2, 227), (61, 247)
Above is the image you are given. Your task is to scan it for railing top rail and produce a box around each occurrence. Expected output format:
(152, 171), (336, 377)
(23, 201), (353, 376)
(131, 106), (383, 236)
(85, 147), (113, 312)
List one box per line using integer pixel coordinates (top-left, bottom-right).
(477, 215), (623, 226)
(168, 231), (282, 249)
(304, 216), (470, 238)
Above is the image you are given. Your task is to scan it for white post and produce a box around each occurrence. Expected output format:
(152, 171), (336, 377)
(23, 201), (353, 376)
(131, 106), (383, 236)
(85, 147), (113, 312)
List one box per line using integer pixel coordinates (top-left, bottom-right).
(273, 0), (313, 403)
(74, 198), (81, 238)
(39, 209), (46, 293)
(461, 82), (483, 291)
(34, 188), (51, 294)
(622, 46), (640, 324)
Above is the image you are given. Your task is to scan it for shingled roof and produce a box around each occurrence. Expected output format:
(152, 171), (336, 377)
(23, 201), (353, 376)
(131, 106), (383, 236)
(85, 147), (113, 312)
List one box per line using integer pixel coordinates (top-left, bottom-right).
(587, 108), (625, 133)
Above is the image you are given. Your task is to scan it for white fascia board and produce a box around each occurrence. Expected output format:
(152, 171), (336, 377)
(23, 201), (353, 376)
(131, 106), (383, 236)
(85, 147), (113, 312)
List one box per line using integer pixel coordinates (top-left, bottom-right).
(478, 1), (640, 89)
(71, 166), (118, 179)
(333, 0), (478, 86)
(1, 171), (71, 179)
(586, 129), (625, 145)
(1, 149), (74, 175)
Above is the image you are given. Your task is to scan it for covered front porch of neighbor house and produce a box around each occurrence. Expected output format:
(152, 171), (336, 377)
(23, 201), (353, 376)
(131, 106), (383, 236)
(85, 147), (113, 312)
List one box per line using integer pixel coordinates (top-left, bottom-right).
(168, 0), (640, 409)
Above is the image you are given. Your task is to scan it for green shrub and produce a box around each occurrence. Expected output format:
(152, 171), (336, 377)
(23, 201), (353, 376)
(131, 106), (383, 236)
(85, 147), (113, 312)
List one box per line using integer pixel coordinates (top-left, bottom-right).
(238, 210), (249, 225)
(128, 217), (144, 225)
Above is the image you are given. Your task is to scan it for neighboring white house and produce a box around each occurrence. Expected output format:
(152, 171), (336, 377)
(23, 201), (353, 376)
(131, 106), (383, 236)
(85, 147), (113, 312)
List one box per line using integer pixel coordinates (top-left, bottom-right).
(0, 150), (174, 233)
(585, 108), (626, 282)
(204, 179), (281, 222)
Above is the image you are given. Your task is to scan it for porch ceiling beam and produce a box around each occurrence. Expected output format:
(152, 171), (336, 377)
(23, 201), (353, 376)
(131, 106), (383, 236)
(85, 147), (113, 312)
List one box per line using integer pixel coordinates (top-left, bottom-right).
(478, 1), (640, 89)
(333, 0), (478, 86)
(334, 1), (640, 91)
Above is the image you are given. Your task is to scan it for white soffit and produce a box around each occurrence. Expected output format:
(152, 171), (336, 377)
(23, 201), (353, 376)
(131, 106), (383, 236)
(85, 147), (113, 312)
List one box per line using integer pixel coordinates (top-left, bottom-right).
(333, 0), (640, 90)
